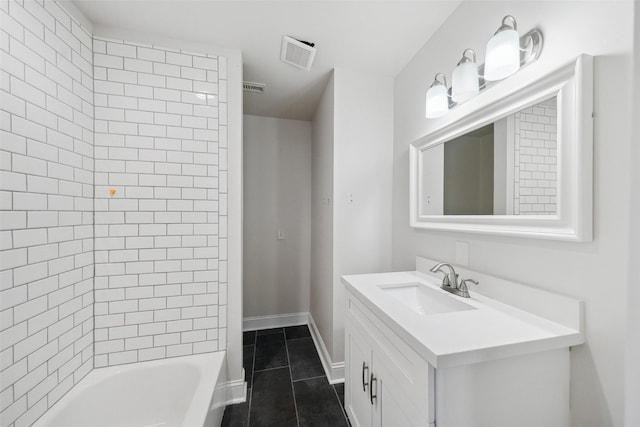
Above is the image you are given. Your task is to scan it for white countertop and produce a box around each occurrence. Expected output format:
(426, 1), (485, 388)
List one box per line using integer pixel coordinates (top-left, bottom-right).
(342, 270), (584, 368)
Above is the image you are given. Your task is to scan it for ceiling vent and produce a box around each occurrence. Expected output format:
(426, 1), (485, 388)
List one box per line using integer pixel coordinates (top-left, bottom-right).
(280, 36), (316, 71)
(243, 81), (266, 94)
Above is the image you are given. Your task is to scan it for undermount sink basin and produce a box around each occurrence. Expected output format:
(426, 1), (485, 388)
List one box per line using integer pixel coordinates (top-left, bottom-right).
(379, 282), (476, 316)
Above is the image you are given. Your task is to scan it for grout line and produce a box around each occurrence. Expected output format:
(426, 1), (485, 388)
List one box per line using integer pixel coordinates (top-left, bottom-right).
(256, 328), (284, 339)
(291, 374), (327, 383)
(253, 365), (289, 373)
(243, 327), (318, 426)
(245, 386), (253, 427)
(285, 335), (312, 342)
(245, 331), (257, 427)
(91, 55), (97, 371)
(283, 330), (301, 427)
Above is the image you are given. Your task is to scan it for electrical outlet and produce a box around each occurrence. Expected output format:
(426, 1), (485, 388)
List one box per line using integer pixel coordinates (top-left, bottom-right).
(277, 229), (285, 240)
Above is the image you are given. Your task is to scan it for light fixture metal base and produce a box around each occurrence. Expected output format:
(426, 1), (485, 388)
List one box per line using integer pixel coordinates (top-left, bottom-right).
(520, 28), (544, 66)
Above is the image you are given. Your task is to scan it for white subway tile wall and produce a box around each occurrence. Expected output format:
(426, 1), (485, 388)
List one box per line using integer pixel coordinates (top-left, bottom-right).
(1, 2), (229, 425)
(0, 1), (94, 426)
(512, 97), (558, 215)
(92, 37), (228, 368)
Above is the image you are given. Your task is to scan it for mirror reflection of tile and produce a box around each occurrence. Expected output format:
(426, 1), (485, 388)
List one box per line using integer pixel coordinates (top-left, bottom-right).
(420, 96), (557, 216)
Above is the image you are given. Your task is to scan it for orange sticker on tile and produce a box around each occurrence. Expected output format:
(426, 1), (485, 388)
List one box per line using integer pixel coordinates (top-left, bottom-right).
(109, 189), (117, 196)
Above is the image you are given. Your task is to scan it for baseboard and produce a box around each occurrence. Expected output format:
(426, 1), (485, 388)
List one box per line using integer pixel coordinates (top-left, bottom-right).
(243, 312), (309, 331)
(242, 312), (345, 384)
(223, 378), (247, 405)
(308, 314), (345, 384)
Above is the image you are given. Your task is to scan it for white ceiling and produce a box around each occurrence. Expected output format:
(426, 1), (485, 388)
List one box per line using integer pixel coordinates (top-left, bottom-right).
(72, 1), (461, 121)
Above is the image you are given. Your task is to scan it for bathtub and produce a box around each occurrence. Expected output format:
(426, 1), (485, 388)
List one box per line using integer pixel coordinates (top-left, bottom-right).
(33, 351), (227, 427)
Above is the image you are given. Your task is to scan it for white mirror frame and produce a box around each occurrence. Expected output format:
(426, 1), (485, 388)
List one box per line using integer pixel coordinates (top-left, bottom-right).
(410, 55), (593, 241)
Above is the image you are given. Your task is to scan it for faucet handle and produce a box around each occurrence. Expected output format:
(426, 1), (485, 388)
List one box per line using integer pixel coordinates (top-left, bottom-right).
(458, 278), (479, 292)
(430, 263), (458, 288)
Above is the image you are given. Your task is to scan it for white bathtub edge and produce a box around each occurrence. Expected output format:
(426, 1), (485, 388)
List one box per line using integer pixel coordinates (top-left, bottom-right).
(33, 352), (228, 427)
(204, 353), (249, 425)
(204, 352), (227, 427)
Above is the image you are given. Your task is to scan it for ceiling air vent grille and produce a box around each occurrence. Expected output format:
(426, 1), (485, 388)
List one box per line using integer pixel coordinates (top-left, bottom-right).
(281, 36), (316, 71)
(243, 81), (266, 94)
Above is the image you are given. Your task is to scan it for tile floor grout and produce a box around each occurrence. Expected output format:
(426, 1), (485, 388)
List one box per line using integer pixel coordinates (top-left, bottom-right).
(284, 332), (302, 427)
(253, 365), (295, 373)
(331, 383), (349, 423)
(244, 332), (256, 427)
(292, 374), (327, 383)
(223, 326), (349, 427)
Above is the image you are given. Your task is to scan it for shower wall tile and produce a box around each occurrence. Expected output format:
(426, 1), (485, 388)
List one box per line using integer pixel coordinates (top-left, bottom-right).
(0, 1), (94, 426)
(92, 38), (228, 368)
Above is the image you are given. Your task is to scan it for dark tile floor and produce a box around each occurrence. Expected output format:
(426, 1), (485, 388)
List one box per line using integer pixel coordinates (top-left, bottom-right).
(222, 325), (349, 427)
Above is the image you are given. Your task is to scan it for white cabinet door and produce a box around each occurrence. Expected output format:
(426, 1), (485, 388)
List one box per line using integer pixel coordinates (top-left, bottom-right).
(376, 377), (419, 427)
(373, 342), (430, 427)
(346, 294), (434, 427)
(345, 319), (374, 427)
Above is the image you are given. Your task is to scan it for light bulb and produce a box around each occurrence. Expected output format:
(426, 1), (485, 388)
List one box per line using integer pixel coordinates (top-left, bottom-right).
(425, 73), (449, 118)
(484, 16), (520, 81)
(452, 49), (479, 103)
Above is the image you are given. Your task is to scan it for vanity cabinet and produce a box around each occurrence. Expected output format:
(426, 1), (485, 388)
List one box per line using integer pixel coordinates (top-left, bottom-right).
(345, 286), (572, 427)
(345, 295), (434, 427)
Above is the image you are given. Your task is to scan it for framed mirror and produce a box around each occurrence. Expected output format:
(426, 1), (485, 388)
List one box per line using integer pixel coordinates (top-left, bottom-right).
(410, 55), (593, 241)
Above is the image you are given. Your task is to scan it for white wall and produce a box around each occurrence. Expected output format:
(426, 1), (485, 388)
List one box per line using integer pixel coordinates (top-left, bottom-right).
(393, 2), (633, 425)
(310, 68), (394, 367)
(310, 73), (335, 359)
(493, 118), (507, 214)
(420, 144), (444, 215)
(243, 114), (311, 318)
(331, 68), (394, 362)
(625, 3), (639, 425)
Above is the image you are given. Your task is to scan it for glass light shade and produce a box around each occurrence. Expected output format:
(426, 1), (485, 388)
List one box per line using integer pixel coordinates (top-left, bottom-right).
(425, 84), (449, 118)
(484, 29), (520, 81)
(452, 61), (479, 103)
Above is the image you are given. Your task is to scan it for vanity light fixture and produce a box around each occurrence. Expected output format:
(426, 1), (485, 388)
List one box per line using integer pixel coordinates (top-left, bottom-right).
(424, 15), (543, 119)
(484, 15), (520, 81)
(425, 73), (449, 118)
(452, 49), (480, 103)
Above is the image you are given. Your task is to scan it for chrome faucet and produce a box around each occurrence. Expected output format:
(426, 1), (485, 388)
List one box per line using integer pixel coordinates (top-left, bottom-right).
(429, 263), (478, 298)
